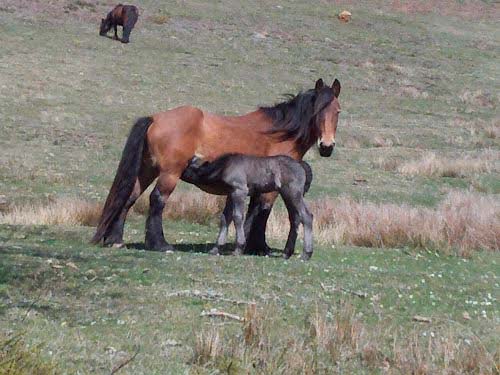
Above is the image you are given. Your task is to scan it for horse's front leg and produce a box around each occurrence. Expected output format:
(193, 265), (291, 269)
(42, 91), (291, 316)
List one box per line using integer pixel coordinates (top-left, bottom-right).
(231, 189), (248, 256)
(210, 196), (233, 255)
(145, 173), (178, 252)
(113, 24), (118, 40)
(244, 192), (278, 255)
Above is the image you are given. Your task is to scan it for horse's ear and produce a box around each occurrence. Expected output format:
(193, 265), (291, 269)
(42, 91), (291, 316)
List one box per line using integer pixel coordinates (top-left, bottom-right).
(332, 79), (341, 97)
(315, 79), (324, 91)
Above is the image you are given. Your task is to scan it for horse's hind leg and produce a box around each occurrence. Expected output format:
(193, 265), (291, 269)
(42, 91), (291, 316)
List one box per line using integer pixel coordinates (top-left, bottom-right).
(104, 165), (157, 247)
(210, 196), (233, 255)
(244, 192), (278, 255)
(145, 173), (178, 251)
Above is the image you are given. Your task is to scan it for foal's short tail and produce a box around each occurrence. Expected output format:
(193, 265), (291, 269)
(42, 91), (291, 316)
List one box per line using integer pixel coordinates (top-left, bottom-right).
(91, 117), (154, 244)
(300, 161), (313, 195)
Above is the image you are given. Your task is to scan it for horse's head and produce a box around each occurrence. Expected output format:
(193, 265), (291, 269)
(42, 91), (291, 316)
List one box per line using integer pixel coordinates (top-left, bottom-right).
(314, 78), (341, 157)
(99, 18), (111, 36)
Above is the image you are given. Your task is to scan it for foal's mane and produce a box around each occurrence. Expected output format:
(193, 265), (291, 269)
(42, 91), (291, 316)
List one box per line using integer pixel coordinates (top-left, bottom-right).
(260, 88), (335, 150)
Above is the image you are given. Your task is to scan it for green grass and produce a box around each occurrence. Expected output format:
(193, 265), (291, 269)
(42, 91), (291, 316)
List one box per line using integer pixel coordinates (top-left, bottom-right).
(1, 223), (498, 372)
(0, 0), (499, 372)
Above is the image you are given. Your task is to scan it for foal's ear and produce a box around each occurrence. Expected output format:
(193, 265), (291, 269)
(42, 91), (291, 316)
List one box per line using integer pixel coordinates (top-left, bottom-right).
(332, 79), (341, 97)
(315, 78), (325, 91)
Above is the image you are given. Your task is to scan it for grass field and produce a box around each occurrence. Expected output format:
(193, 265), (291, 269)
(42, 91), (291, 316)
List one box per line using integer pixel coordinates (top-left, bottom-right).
(0, 0), (499, 373)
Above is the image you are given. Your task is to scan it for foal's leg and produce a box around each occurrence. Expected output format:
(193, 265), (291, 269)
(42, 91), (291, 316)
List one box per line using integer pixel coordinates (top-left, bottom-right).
(145, 173), (178, 251)
(282, 205), (300, 259)
(244, 192), (278, 255)
(231, 189), (248, 256)
(209, 196), (233, 255)
(282, 190), (314, 260)
(298, 201), (314, 260)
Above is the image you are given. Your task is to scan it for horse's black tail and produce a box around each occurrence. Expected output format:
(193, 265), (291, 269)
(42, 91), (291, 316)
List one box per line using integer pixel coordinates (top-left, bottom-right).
(91, 117), (153, 244)
(300, 161), (313, 195)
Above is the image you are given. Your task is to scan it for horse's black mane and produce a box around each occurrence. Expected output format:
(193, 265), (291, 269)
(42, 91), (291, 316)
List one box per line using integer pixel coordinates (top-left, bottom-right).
(260, 87), (335, 151)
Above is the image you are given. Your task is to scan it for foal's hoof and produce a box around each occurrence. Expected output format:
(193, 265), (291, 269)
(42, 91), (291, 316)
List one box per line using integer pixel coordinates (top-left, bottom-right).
(232, 248), (243, 256)
(300, 252), (312, 261)
(208, 247), (220, 256)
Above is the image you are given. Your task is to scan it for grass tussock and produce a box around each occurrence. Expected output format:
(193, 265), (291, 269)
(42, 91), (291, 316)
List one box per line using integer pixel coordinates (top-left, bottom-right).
(0, 333), (57, 374)
(267, 191), (499, 256)
(0, 197), (101, 227)
(191, 303), (498, 374)
(397, 151), (496, 178)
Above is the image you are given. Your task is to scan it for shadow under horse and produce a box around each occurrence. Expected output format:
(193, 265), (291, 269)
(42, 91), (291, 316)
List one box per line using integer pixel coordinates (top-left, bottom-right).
(91, 78), (341, 254)
(99, 4), (139, 44)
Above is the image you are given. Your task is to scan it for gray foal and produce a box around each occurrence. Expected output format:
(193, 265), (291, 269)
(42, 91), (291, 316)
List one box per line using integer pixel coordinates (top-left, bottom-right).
(181, 154), (314, 260)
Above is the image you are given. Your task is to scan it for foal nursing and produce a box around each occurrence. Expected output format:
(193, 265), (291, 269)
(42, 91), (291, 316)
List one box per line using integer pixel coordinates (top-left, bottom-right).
(182, 154), (314, 260)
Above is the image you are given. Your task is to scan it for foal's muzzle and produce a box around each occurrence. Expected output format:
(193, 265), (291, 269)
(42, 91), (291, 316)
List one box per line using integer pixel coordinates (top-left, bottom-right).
(318, 142), (335, 157)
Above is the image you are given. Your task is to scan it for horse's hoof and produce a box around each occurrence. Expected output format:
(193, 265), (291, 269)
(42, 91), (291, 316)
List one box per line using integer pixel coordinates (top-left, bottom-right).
(112, 243), (125, 249)
(121, 39), (129, 44)
(282, 253), (292, 260)
(145, 241), (174, 252)
(300, 252), (312, 261)
(209, 247), (220, 256)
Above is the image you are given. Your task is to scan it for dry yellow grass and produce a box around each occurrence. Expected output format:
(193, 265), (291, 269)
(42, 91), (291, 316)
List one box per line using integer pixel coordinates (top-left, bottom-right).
(1, 191), (497, 255)
(397, 151), (497, 178)
(0, 197), (101, 227)
(267, 191), (499, 256)
(133, 190), (225, 225)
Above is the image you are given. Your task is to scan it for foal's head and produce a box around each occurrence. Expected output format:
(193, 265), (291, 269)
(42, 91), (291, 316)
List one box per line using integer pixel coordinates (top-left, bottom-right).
(99, 18), (111, 36)
(314, 78), (341, 157)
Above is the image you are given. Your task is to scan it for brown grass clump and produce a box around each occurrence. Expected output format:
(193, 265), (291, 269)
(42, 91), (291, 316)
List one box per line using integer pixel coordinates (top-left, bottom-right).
(397, 151), (496, 178)
(267, 191), (499, 256)
(0, 197), (101, 227)
(191, 304), (498, 374)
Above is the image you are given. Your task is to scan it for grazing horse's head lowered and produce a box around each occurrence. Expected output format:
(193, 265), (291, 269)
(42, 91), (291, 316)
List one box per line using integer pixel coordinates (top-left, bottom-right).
(261, 78), (341, 157)
(99, 18), (111, 36)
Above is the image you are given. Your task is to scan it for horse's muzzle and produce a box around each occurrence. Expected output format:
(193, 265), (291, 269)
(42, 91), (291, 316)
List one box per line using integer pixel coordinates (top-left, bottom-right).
(318, 142), (335, 157)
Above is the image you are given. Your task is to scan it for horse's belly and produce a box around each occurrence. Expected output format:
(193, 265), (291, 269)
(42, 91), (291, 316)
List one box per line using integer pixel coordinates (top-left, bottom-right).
(182, 180), (232, 196)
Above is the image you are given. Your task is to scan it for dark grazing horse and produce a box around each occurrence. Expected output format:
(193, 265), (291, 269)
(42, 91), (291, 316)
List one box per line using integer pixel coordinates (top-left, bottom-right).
(182, 154), (314, 259)
(99, 4), (139, 44)
(91, 78), (341, 254)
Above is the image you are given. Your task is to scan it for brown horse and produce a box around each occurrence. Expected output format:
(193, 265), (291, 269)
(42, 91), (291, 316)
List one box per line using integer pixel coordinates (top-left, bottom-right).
(99, 4), (139, 44)
(91, 78), (341, 253)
